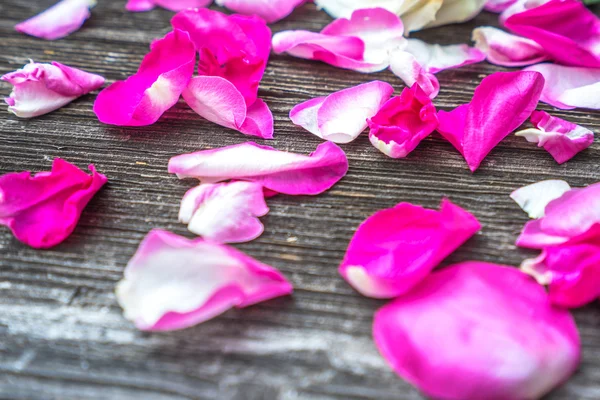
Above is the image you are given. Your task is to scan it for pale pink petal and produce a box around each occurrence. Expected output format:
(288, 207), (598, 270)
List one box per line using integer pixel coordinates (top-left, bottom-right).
(368, 84), (438, 158)
(374, 261), (580, 400)
(168, 141), (348, 195)
(403, 38), (485, 73)
(15, 0), (95, 40)
(0, 158), (107, 249)
(523, 63), (600, 110)
(504, 0), (600, 68)
(484, 0), (518, 12)
(472, 26), (549, 67)
(126, 0), (211, 12)
(116, 229), (292, 331)
(339, 199), (480, 298)
(437, 71), (544, 172)
(2, 61), (105, 118)
(516, 111), (594, 164)
(93, 30), (195, 126)
(314, 0), (408, 19)
(510, 179), (571, 219)
(290, 81), (394, 143)
(389, 50), (440, 99)
(179, 181), (268, 243)
(216, 0), (307, 23)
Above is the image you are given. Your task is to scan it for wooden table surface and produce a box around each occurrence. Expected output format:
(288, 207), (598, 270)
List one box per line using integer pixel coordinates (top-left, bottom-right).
(1, 1), (599, 399)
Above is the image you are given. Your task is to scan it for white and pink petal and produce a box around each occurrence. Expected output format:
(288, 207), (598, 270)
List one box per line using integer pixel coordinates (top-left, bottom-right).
(472, 26), (549, 67)
(510, 179), (571, 219)
(15, 0), (95, 40)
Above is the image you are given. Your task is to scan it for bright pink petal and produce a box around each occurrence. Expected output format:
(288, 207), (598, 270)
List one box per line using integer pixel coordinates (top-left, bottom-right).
(216, 0), (307, 23)
(339, 199), (480, 299)
(368, 84), (439, 158)
(437, 71), (544, 172)
(93, 30), (195, 126)
(290, 81), (394, 143)
(499, 0), (550, 22)
(168, 141), (348, 195)
(115, 229), (292, 331)
(484, 0), (519, 12)
(516, 111), (594, 164)
(504, 0), (600, 68)
(472, 26), (549, 67)
(403, 38), (485, 74)
(373, 261), (580, 400)
(2, 61), (104, 118)
(0, 158), (107, 249)
(510, 179), (571, 219)
(523, 63), (600, 110)
(179, 181), (268, 243)
(389, 50), (440, 99)
(15, 0), (94, 40)
(126, 0), (211, 12)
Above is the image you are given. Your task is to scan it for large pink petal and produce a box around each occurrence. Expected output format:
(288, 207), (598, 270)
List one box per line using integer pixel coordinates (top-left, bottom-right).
(216, 0), (307, 23)
(374, 261), (580, 400)
(0, 158), (107, 249)
(15, 0), (95, 40)
(126, 0), (211, 12)
(437, 71), (544, 172)
(389, 50), (440, 99)
(93, 29), (195, 126)
(504, 0), (600, 68)
(510, 179), (571, 219)
(168, 141), (348, 195)
(339, 199), (480, 299)
(403, 38), (485, 74)
(116, 230), (292, 331)
(472, 26), (549, 67)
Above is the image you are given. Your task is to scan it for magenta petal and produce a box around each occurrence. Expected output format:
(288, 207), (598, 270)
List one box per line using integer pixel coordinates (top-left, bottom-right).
(93, 30), (195, 126)
(0, 158), (107, 249)
(472, 26), (549, 67)
(216, 0), (307, 23)
(169, 141), (348, 195)
(15, 0), (95, 40)
(126, 0), (211, 12)
(339, 199), (480, 299)
(116, 229), (292, 331)
(239, 99), (274, 139)
(437, 71), (544, 172)
(374, 261), (580, 400)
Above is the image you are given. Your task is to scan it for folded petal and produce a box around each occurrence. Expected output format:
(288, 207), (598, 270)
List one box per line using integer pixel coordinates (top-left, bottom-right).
(15, 0), (95, 40)
(472, 26), (549, 67)
(339, 199), (480, 298)
(126, 0), (211, 12)
(0, 158), (107, 249)
(389, 50), (440, 99)
(425, 0), (487, 29)
(116, 229), (293, 331)
(368, 84), (439, 158)
(374, 261), (580, 400)
(516, 111), (594, 164)
(403, 38), (485, 73)
(290, 81), (394, 143)
(169, 141), (349, 195)
(216, 0), (307, 23)
(523, 63), (600, 110)
(2, 61), (105, 118)
(437, 71), (544, 172)
(510, 180), (571, 219)
(94, 29), (196, 126)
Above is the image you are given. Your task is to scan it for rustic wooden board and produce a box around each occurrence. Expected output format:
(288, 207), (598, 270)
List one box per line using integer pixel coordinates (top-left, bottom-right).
(1, 1), (599, 399)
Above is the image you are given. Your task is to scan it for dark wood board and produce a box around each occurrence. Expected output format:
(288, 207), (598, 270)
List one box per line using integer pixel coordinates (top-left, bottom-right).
(0, 1), (599, 399)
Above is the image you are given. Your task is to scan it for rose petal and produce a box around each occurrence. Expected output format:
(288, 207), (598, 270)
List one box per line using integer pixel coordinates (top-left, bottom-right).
(15, 0), (95, 40)
(516, 111), (594, 164)
(93, 30), (195, 126)
(484, 0), (519, 12)
(510, 179), (571, 219)
(2, 61), (105, 118)
(116, 229), (292, 331)
(339, 199), (480, 298)
(499, 0), (550, 22)
(389, 50), (440, 99)
(168, 141), (348, 195)
(215, 0), (307, 23)
(367, 84), (439, 158)
(313, 0), (407, 19)
(437, 71), (544, 172)
(403, 38), (485, 73)
(472, 26), (549, 67)
(290, 81), (394, 143)
(373, 261), (580, 400)
(126, 0), (211, 12)
(425, 0), (487, 29)
(400, 0), (444, 33)
(0, 158), (107, 249)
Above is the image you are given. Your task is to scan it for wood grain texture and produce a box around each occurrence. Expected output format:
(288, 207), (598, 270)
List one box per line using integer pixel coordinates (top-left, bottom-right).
(1, 1), (599, 399)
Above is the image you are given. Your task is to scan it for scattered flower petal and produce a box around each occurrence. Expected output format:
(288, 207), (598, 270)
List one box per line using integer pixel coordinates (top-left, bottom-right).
(389, 50), (440, 98)
(374, 261), (580, 400)
(499, 0), (550, 22)
(424, 0), (487, 29)
(0, 158), (107, 249)
(484, 0), (518, 12)
(339, 199), (480, 298)
(116, 229), (293, 331)
(126, 0), (211, 12)
(510, 179), (571, 219)
(472, 26), (549, 67)
(15, 0), (95, 40)
(216, 0), (307, 23)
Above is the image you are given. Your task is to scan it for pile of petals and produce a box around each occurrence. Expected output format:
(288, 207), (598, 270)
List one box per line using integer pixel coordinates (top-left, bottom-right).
(0, 158), (107, 249)
(15, 0), (96, 40)
(2, 61), (105, 118)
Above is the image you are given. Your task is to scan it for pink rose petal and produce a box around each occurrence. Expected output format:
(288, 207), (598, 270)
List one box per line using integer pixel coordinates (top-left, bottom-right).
(437, 71), (544, 172)
(472, 26), (549, 67)
(216, 0), (307, 23)
(168, 141), (348, 195)
(374, 261), (580, 400)
(116, 229), (292, 331)
(93, 29), (195, 126)
(367, 84), (439, 158)
(499, 0), (550, 22)
(516, 111), (594, 164)
(289, 81), (394, 143)
(339, 199), (480, 299)
(179, 181), (269, 243)
(484, 0), (519, 12)
(15, 0), (95, 40)
(2, 61), (105, 118)
(126, 0), (211, 12)
(510, 179), (571, 219)
(0, 158), (107, 249)
(389, 50), (440, 99)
